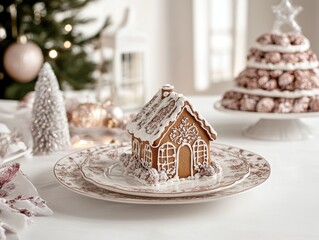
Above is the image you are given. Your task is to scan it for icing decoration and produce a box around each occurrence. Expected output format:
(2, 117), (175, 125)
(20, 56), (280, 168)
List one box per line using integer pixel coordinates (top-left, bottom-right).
(143, 144), (152, 168)
(193, 139), (209, 168)
(272, 0), (302, 34)
(157, 143), (176, 178)
(169, 117), (198, 144)
(132, 139), (140, 158)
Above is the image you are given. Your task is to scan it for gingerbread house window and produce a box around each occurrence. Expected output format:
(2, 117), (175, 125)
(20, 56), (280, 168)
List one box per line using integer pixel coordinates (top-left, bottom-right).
(193, 139), (208, 167)
(132, 139), (140, 158)
(158, 142), (176, 178)
(144, 144), (152, 167)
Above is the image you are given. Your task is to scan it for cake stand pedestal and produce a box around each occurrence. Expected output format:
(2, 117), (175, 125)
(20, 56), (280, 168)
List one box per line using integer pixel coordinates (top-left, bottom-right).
(214, 101), (317, 141)
(243, 118), (313, 140)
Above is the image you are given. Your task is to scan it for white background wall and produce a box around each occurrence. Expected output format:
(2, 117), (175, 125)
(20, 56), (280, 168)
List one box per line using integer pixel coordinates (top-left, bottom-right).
(79, 0), (171, 99)
(79, 0), (319, 98)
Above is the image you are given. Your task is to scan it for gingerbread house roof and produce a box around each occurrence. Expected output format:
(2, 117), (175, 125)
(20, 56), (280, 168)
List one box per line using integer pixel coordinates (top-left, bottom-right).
(126, 85), (217, 147)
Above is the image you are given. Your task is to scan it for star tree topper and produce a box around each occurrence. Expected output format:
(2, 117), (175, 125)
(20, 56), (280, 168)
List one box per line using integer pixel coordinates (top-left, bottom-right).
(272, 0), (302, 34)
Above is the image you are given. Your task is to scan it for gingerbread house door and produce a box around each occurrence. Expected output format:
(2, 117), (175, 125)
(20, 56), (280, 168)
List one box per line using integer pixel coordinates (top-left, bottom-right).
(177, 143), (193, 178)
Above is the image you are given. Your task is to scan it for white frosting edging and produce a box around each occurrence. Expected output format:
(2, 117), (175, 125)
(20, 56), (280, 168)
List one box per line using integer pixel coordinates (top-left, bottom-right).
(232, 86), (319, 98)
(253, 38), (310, 53)
(247, 59), (319, 71)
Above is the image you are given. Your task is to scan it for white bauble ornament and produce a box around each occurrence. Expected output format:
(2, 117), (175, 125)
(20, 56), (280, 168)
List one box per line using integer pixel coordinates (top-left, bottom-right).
(3, 40), (43, 83)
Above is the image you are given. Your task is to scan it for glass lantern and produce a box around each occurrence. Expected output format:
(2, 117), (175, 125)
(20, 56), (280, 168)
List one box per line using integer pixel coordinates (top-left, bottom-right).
(99, 7), (148, 110)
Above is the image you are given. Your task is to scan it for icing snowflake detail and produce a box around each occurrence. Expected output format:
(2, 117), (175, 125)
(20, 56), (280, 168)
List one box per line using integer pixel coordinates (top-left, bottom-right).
(169, 117), (198, 144)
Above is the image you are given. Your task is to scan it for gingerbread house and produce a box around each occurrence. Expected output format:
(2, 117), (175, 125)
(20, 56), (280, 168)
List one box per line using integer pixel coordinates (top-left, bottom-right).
(126, 84), (217, 179)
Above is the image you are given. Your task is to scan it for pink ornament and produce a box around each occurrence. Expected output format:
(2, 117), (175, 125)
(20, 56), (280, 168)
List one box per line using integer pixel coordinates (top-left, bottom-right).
(3, 40), (43, 83)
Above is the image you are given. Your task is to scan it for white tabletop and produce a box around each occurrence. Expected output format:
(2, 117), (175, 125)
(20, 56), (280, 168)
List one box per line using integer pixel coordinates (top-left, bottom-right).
(2, 96), (319, 240)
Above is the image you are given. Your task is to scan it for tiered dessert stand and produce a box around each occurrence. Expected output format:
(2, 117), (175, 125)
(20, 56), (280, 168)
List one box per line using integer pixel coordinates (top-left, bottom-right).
(216, 0), (319, 141)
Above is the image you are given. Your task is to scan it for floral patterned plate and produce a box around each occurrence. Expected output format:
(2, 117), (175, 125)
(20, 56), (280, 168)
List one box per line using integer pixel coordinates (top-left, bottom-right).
(79, 144), (250, 197)
(53, 142), (270, 204)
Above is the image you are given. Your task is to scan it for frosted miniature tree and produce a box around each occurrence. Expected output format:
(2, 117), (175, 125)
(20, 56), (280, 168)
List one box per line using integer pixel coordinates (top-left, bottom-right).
(31, 62), (70, 154)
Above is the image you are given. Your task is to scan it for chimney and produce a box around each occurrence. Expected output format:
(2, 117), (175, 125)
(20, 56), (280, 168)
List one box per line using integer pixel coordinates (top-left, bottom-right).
(161, 84), (174, 99)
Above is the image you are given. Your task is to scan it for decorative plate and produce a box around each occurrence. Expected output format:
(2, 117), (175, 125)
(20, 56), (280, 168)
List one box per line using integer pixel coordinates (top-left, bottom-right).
(53, 142), (270, 204)
(79, 144), (250, 197)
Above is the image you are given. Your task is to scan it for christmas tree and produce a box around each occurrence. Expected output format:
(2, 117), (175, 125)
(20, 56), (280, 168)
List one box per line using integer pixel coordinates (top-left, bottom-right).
(0, 0), (110, 100)
(31, 62), (70, 154)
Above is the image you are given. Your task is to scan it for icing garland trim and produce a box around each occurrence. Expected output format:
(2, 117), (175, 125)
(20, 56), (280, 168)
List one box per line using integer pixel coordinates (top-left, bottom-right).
(253, 38), (310, 53)
(231, 86), (319, 98)
(247, 59), (319, 71)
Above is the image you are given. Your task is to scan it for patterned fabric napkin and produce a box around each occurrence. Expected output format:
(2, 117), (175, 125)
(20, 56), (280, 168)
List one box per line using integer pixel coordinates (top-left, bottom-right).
(0, 123), (28, 162)
(0, 163), (53, 239)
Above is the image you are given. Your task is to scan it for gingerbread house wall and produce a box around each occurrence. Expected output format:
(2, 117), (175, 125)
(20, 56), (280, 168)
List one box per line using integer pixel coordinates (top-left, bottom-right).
(131, 104), (212, 179)
(154, 107), (212, 178)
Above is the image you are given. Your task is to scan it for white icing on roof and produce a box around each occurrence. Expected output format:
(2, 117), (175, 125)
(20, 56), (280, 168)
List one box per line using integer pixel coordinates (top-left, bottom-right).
(127, 88), (217, 146)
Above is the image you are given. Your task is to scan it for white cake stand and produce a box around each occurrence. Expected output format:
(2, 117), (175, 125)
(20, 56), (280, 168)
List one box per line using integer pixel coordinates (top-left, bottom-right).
(214, 101), (319, 141)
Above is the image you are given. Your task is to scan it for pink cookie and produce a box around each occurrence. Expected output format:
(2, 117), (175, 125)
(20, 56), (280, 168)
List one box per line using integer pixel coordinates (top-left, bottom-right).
(240, 95), (258, 112)
(289, 34), (305, 45)
(257, 69), (269, 77)
(257, 33), (272, 45)
(256, 98), (275, 112)
(278, 73), (294, 88)
(236, 76), (249, 87)
(246, 78), (258, 89)
(309, 52), (318, 62)
(271, 34), (290, 46)
(263, 79), (278, 90)
(293, 97), (310, 113)
(274, 99), (293, 113)
(310, 74), (319, 87)
(269, 70), (283, 78)
(296, 52), (309, 62)
(294, 78), (313, 90)
(265, 52), (281, 64)
(309, 97), (319, 111)
(245, 68), (258, 78)
(282, 53), (299, 63)
(258, 76), (269, 87)
(221, 98), (240, 110)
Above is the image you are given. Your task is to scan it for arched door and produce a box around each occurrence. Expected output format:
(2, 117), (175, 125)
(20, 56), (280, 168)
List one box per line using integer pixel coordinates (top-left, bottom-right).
(177, 143), (193, 178)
